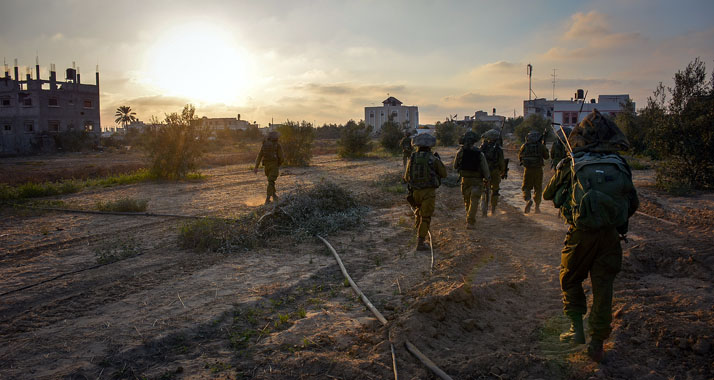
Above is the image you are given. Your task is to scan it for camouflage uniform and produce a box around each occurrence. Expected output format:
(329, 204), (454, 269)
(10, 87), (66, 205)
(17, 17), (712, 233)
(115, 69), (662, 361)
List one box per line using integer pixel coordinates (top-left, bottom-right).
(479, 130), (507, 215)
(404, 135), (447, 250)
(453, 132), (490, 226)
(254, 134), (284, 203)
(550, 139), (567, 169)
(400, 135), (413, 167)
(543, 109), (639, 362)
(518, 135), (549, 213)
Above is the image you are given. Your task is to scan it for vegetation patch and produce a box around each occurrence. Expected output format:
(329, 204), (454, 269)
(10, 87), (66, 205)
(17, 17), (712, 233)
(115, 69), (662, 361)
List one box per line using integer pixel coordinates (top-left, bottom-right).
(95, 197), (149, 212)
(94, 237), (142, 264)
(372, 171), (407, 194)
(179, 181), (366, 253)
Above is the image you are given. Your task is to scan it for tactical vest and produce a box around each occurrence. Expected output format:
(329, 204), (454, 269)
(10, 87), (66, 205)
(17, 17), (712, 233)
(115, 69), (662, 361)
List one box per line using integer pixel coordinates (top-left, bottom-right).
(460, 147), (482, 171)
(479, 142), (501, 171)
(409, 151), (441, 189)
(401, 137), (413, 152)
(521, 142), (543, 168)
(569, 152), (633, 230)
(261, 140), (280, 163)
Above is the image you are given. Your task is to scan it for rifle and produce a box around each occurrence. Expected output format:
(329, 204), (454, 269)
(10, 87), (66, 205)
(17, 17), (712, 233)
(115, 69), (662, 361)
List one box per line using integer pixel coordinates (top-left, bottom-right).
(499, 117), (509, 179)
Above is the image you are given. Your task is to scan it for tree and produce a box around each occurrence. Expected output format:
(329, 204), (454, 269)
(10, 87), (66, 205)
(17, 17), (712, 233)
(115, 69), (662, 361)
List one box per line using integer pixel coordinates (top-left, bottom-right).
(337, 120), (372, 158)
(514, 114), (550, 143)
(435, 119), (461, 146)
(379, 120), (405, 154)
(276, 120), (315, 166)
(115, 106), (137, 129)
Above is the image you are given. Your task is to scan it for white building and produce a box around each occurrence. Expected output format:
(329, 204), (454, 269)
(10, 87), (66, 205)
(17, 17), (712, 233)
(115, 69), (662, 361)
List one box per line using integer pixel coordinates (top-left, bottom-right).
(364, 96), (419, 133)
(523, 90), (632, 127)
(197, 114), (258, 131)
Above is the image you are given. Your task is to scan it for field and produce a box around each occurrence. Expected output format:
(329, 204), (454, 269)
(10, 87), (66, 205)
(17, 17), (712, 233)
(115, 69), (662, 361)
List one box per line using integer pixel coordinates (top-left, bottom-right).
(1, 147), (712, 379)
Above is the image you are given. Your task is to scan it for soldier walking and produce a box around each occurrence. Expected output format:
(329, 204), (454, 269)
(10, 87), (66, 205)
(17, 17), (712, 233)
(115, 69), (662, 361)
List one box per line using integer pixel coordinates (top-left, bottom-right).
(404, 133), (447, 251)
(518, 131), (549, 213)
(453, 131), (490, 229)
(550, 126), (572, 169)
(254, 131), (284, 204)
(544, 109), (639, 362)
(479, 129), (507, 216)
(400, 131), (414, 167)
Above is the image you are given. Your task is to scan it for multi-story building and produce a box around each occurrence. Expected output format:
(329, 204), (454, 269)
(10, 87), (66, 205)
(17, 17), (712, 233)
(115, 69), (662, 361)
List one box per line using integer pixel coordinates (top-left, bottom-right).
(197, 114), (258, 132)
(523, 89), (632, 127)
(455, 108), (506, 129)
(364, 96), (419, 134)
(0, 61), (100, 155)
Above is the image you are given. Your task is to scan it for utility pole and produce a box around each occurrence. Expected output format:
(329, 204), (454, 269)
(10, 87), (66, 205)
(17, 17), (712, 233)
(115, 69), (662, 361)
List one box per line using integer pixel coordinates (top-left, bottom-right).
(551, 68), (558, 100)
(527, 64), (533, 101)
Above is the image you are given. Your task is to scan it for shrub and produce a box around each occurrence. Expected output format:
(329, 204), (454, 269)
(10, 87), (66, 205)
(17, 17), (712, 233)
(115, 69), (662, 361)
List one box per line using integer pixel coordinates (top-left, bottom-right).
(277, 121), (315, 166)
(514, 114), (550, 143)
(144, 104), (210, 179)
(379, 120), (404, 154)
(435, 120), (461, 146)
(95, 197), (148, 212)
(337, 120), (372, 158)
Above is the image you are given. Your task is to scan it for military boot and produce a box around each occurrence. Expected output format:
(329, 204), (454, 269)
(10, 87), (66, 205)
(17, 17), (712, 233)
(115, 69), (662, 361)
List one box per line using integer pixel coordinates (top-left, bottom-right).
(264, 196), (271, 205)
(524, 199), (533, 213)
(272, 194), (279, 202)
(559, 313), (586, 344)
(415, 237), (430, 252)
(491, 198), (498, 215)
(534, 203), (541, 213)
(587, 339), (604, 363)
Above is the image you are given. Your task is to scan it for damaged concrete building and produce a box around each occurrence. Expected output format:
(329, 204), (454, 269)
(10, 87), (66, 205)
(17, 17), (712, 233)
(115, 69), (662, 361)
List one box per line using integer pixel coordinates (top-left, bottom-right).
(0, 59), (101, 155)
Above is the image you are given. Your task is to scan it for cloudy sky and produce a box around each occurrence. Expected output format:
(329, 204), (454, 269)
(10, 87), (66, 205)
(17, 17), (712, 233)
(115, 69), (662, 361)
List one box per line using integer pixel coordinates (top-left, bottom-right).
(1, 0), (713, 127)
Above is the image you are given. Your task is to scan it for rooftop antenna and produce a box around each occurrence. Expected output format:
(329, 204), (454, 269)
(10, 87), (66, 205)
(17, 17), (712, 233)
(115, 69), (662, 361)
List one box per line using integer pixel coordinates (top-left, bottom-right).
(72, 61), (76, 69)
(551, 68), (558, 100)
(527, 64), (533, 101)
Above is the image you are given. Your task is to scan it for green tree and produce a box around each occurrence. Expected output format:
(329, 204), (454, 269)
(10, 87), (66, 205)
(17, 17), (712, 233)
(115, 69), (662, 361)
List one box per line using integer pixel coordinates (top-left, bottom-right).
(514, 114), (550, 143)
(337, 120), (372, 158)
(379, 120), (404, 153)
(114, 106), (137, 129)
(435, 119), (461, 146)
(276, 120), (315, 166)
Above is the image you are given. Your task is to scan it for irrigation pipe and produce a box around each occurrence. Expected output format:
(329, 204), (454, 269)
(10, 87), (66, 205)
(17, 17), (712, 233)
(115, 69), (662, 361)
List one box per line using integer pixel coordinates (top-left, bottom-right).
(404, 340), (454, 380)
(11, 204), (210, 219)
(635, 211), (677, 226)
(316, 235), (387, 325)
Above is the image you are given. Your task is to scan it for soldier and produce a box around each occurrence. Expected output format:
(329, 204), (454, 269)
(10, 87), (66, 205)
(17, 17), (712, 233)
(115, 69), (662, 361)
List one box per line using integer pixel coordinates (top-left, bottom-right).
(400, 131), (414, 167)
(453, 131), (490, 228)
(518, 131), (549, 213)
(479, 129), (507, 216)
(404, 133), (447, 251)
(544, 109), (638, 363)
(253, 131), (284, 204)
(550, 126), (572, 169)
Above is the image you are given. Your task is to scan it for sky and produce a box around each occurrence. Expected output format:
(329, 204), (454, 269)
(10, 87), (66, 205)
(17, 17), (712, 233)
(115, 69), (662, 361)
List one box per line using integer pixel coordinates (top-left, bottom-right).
(1, 0), (713, 127)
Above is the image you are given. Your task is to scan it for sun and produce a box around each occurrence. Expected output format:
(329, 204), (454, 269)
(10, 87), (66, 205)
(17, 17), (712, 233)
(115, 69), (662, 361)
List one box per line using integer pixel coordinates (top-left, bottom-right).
(144, 23), (253, 104)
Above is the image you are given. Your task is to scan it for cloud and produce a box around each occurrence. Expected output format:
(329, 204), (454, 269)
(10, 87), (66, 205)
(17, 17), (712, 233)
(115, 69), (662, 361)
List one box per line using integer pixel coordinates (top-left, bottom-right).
(564, 11), (611, 40)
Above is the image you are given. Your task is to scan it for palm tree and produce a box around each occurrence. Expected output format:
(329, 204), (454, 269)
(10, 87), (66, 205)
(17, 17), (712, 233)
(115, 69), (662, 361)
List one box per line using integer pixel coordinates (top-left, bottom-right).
(114, 106), (137, 129)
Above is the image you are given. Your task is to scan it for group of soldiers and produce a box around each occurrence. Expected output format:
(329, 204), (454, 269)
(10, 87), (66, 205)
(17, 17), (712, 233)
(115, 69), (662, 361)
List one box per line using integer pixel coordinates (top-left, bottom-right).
(254, 110), (638, 363)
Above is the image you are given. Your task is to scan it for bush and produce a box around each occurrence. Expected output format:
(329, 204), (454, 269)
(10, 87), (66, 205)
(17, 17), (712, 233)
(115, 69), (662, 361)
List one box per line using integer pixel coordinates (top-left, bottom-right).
(435, 120), (461, 146)
(337, 120), (372, 158)
(277, 121), (315, 166)
(144, 104), (209, 179)
(379, 120), (404, 154)
(95, 197), (148, 212)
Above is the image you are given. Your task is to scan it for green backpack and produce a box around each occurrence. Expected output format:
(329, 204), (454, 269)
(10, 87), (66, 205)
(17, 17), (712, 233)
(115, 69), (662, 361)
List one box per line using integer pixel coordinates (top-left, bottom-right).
(409, 151), (440, 189)
(521, 142), (543, 168)
(570, 152), (634, 230)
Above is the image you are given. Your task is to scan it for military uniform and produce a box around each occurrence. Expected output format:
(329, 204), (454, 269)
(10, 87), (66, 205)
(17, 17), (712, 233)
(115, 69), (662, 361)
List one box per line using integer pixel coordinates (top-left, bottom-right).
(518, 134), (549, 213)
(550, 139), (567, 169)
(453, 132), (490, 227)
(400, 135), (413, 167)
(479, 129), (507, 215)
(543, 109), (639, 362)
(404, 134), (447, 251)
(254, 134), (284, 203)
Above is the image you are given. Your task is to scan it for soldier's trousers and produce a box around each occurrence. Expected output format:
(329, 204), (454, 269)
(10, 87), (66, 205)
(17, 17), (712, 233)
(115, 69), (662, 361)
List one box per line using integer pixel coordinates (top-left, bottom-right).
(461, 176), (484, 224)
(560, 227), (622, 341)
(487, 174), (501, 208)
(521, 167), (544, 205)
(412, 188), (436, 238)
(402, 152), (410, 167)
(263, 162), (280, 197)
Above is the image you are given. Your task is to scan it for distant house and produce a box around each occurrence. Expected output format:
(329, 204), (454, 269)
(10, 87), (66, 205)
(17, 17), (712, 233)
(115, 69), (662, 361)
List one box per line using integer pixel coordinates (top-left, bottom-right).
(454, 108), (506, 129)
(0, 61), (100, 155)
(523, 90), (632, 127)
(196, 114), (258, 132)
(364, 96), (419, 134)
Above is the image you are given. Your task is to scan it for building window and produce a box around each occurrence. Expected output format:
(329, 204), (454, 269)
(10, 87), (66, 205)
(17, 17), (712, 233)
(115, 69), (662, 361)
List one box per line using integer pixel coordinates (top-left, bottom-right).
(24, 121), (34, 133)
(84, 121), (94, 132)
(83, 100), (93, 108)
(1, 97), (10, 107)
(19, 94), (32, 107)
(48, 120), (60, 132)
(369, 112), (374, 118)
(68, 99), (74, 106)
(2, 122), (11, 134)
(49, 98), (59, 107)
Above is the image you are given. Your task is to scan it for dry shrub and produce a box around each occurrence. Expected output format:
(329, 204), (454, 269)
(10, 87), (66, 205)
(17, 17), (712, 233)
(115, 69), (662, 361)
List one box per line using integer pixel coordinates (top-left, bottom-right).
(95, 197), (148, 212)
(179, 181), (365, 253)
(276, 121), (315, 166)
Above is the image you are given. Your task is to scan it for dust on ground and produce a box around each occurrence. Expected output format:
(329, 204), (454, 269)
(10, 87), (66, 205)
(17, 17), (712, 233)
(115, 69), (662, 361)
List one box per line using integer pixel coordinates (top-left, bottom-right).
(0, 148), (712, 379)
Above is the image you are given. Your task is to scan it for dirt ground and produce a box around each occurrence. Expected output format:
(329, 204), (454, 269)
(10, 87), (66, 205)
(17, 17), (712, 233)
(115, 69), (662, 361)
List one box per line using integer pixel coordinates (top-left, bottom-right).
(1, 148), (712, 379)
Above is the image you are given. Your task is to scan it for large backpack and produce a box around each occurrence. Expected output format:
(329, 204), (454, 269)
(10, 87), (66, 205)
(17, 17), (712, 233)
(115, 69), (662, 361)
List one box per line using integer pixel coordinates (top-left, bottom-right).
(261, 140), (280, 163)
(570, 152), (634, 230)
(409, 151), (441, 189)
(480, 141), (500, 171)
(521, 142), (543, 168)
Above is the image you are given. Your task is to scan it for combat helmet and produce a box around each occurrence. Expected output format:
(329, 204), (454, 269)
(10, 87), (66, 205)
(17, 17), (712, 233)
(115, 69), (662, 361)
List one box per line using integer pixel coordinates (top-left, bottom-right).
(412, 133), (436, 147)
(483, 129), (500, 141)
(267, 131), (279, 141)
(461, 130), (479, 145)
(569, 109), (629, 153)
(526, 131), (542, 143)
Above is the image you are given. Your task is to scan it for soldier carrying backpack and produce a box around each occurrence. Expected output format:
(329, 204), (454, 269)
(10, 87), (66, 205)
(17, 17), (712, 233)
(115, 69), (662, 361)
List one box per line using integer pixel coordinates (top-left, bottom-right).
(479, 129), (508, 216)
(543, 109), (639, 363)
(254, 131), (284, 204)
(453, 131), (490, 228)
(404, 133), (447, 251)
(518, 131), (550, 213)
(400, 131), (414, 167)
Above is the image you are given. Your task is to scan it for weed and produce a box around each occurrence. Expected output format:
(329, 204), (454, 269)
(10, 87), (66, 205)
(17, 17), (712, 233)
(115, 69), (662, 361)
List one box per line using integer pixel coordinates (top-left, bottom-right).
(94, 237), (142, 264)
(95, 197), (148, 212)
(343, 278), (350, 287)
(297, 306), (307, 319)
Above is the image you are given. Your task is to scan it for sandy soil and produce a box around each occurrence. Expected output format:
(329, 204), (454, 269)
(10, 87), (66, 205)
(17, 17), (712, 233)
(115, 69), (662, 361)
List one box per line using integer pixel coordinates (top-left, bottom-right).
(0, 148), (712, 379)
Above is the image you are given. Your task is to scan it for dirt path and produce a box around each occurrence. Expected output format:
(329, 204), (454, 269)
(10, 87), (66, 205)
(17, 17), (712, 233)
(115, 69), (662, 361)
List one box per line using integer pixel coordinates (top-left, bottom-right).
(1, 150), (711, 379)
